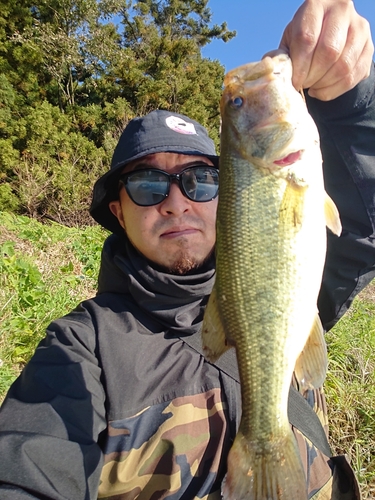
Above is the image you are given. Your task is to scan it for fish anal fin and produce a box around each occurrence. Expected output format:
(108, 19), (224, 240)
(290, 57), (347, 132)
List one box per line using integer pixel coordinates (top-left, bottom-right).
(325, 192), (342, 236)
(294, 313), (328, 392)
(201, 286), (232, 363)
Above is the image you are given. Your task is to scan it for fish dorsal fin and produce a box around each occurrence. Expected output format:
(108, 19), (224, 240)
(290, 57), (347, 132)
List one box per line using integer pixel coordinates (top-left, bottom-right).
(201, 286), (233, 363)
(324, 192), (342, 236)
(294, 313), (328, 392)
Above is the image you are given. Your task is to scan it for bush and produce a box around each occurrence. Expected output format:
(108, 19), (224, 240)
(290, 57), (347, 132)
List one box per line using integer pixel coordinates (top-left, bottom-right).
(2, 101), (111, 226)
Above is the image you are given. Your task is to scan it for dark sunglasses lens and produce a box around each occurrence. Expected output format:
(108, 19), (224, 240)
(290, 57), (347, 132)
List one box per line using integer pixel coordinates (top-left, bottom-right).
(126, 171), (169, 206)
(182, 167), (219, 201)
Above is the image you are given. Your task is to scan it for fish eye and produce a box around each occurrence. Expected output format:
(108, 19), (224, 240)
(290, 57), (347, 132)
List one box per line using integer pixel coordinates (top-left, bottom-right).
(230, 96), (243, 108)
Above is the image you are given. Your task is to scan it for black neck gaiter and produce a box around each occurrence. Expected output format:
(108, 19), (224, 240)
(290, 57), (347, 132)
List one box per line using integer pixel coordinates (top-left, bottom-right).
(97, 234), (216, 335)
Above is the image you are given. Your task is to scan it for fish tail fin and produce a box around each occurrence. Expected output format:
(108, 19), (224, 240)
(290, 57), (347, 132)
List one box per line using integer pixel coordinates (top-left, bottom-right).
(222, 429), (308, 500)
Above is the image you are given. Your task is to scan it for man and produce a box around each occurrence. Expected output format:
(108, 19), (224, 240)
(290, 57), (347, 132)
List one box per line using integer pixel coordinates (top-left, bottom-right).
(0, 0), (374, 499)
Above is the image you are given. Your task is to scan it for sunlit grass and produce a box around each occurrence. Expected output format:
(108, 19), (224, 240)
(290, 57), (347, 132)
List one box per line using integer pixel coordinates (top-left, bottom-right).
(325, 285), (375, 498)
(0, 211), (106, 393)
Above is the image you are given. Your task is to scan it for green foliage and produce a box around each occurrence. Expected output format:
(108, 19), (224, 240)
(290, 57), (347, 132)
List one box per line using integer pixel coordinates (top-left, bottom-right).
(105, 0), (231, 139)
(0, 0), (45, 105)
(0, 0), (230, 225)
(0, 74), (17, 134)
(0, 182), (20, 212)
(0, 211), (106, 384)
(5, 101), (109, 224)
(325, 293), (375, 498)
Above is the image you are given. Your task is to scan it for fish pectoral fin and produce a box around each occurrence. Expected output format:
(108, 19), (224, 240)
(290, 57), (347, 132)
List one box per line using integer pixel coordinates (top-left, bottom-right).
(201, 286), (232, 363)
(279, 182), (306, 228)
(324, 192), (342, 236)
(294, 313), (328, 392)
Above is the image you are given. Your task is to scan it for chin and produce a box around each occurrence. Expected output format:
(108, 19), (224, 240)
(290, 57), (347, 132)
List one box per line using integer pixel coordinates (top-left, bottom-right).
(168, 257), (198, 275)
(165, 248), (215, 275)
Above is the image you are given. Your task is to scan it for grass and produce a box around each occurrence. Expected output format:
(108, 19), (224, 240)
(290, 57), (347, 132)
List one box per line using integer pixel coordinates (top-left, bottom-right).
(0, 210), (106, 389)
(0, 211), (375, 496)
(325, 284), (375, 498)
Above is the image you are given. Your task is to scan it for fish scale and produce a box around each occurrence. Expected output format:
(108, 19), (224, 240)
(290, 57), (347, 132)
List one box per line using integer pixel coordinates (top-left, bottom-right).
(217, 159), (302, 435)
(202, 53), (341, 500)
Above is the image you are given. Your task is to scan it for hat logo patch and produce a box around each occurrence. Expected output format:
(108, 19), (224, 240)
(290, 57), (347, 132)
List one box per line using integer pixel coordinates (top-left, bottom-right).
(165, 116), (197, 135)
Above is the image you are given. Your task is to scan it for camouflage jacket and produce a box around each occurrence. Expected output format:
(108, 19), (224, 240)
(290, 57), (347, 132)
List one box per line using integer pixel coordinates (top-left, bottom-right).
(1, 65), (375, 499)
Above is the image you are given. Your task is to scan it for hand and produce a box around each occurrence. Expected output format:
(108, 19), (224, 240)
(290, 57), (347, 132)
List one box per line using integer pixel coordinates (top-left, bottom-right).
(279, 0), (374, 100)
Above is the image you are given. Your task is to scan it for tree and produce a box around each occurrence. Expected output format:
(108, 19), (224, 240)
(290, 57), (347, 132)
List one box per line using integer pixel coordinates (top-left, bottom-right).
(11, 0), (101, 109)
(0, 0), (235, 224)
(0, 0), (47, 107)
(104, 0), (235, 140)
(13, 101), (108, 225)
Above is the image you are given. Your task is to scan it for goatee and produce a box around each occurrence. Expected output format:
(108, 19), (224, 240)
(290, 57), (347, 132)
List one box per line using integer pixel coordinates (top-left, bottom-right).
(165, 248), (215, 275)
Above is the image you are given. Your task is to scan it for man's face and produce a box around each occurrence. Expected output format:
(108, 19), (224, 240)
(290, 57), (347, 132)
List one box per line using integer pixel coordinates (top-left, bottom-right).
(109, 152), (218, 274)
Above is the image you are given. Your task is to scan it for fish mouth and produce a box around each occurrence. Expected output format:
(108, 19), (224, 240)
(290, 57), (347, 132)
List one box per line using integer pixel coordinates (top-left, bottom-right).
(224, 54), (292, 88)
(160, 226), (199, 238)
(274, 150), (303, 167)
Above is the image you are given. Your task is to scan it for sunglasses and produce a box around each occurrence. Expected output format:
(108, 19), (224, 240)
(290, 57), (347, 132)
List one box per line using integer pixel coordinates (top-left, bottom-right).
(119, 165), (219, 207)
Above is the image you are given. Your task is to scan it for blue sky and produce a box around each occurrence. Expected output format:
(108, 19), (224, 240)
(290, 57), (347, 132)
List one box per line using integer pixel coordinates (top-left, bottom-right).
(201, 0), (375, 71)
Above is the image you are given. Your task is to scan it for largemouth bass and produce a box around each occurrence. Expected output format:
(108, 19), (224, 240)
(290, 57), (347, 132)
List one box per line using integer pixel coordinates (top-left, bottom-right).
(202, 53), (341, 500)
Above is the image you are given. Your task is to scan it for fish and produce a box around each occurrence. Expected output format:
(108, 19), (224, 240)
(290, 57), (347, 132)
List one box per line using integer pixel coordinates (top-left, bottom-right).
(201, 53), (342, 500)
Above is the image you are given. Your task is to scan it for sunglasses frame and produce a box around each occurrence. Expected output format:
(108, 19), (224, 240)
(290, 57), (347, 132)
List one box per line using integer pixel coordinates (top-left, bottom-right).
(119, 165), (219, 207)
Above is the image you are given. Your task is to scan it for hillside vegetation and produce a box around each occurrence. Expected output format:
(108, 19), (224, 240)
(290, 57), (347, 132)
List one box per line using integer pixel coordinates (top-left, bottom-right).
(1, 211), (375, 497)
(0, 0), (234, 226)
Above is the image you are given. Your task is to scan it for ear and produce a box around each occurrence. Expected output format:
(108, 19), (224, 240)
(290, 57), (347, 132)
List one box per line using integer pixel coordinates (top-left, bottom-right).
(109, 200), (126, 230)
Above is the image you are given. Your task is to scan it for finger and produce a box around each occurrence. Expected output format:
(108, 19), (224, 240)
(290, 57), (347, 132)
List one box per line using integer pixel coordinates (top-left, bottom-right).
(303, 4), (372, 90)
(306, 20), (367, 92)
(301, 7), (350, 89)
(279, 2), (326, 90)
(308, 37), (374, 100)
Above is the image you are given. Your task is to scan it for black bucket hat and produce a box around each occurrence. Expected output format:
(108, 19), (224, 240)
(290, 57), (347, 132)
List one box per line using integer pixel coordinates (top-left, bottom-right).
(90, 109), (219, 234)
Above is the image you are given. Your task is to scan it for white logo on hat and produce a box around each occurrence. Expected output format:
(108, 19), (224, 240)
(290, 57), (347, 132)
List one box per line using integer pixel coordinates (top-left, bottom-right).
(165, 116), (197, 135)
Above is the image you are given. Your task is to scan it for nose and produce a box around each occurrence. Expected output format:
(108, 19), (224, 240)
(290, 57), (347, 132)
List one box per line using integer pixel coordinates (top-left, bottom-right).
(159, 181), (191, 216)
